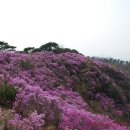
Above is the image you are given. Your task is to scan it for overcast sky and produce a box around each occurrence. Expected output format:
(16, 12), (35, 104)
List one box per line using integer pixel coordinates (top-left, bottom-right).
(0, 0), (130, 61)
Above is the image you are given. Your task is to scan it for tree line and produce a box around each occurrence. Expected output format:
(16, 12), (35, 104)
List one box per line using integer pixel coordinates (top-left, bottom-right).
(0, 41), (79, 54)
(0, 41), (16, 51)
(92, 56), (130, 76)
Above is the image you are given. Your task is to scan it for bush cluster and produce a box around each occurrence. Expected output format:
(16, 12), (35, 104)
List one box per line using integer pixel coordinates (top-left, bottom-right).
(0, 52), (130, 129)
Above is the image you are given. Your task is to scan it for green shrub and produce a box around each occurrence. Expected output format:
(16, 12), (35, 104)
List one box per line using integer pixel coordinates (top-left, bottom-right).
(0, 80), (17, 107)
(20, 60), (34, 70)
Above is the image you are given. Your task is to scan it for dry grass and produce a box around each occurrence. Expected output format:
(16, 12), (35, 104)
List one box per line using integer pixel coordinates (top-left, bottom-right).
(0, 107), (14, 130)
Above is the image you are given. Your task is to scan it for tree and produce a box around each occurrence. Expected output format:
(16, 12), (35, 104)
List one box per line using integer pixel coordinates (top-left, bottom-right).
(31, 42), (79, 54)
(23, 47), (35, 53)
(40, 42), (59, 51)
(4, 45), (16, 51)
(0, 41), (8, 51)
(32, 48), (41, 53)
(53, 48), (79, 54)
(0, 41), (16, 51)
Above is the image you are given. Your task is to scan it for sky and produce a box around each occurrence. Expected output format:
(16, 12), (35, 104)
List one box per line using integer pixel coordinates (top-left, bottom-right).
(0, 0), (130, 61)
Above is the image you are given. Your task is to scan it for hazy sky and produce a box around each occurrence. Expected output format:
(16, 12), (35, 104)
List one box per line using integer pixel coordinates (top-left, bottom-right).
(0, 0), (130, 61)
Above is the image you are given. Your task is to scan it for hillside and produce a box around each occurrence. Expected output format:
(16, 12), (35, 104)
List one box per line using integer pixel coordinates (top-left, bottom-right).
(0, 51), (130, 130)
(92, 57), (130, 78)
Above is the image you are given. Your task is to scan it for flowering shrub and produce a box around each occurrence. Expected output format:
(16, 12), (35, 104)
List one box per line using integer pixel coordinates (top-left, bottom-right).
(0, 52), (130, 129)
(14, 85), (62, 127)
(60, 106), (129, 130)
(8, 111), (45, 130)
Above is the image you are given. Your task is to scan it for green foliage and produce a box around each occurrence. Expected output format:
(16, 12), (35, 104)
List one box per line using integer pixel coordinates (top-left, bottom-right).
(0, 80), (17, 107)
(53, 47), (79, 54)
(32, 48), (41, 53)
(0, 41), (16, 51)
(0, 41), (8, 50)
(23, 47), (35, 53)
(31, 42), (79, 54)
(40, 42), (59, 51)
(4, 45), (16, 51)
(20, 60), (34, 70)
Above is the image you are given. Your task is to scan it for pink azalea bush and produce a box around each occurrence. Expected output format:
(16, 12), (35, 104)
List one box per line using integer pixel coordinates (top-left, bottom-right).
(60, 106), (129, 130)
(0, 52), (130, 129)
(8, 111), (45, 130)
